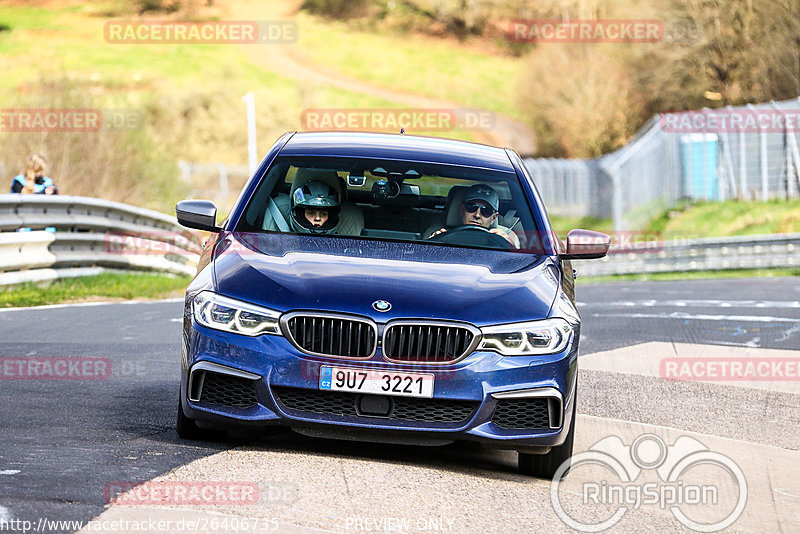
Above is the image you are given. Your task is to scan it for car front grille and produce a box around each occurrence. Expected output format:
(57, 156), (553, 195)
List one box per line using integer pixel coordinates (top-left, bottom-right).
(198, 371), (259, 409)
(383, 323), (477, 363)
(272, 386), (479, 424)
(284, 314), (376, 358)
(492, 398), (552, 430)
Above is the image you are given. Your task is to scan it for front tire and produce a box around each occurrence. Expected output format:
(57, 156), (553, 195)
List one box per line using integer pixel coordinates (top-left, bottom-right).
(518, 389), (576, 479)
(176, 396), (222, 440)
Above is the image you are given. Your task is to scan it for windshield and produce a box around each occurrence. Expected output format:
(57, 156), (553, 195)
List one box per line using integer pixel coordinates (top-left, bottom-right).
(235, 156), (544, 253)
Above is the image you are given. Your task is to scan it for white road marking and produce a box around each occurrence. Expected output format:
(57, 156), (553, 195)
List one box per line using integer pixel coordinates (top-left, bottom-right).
(0, 506), (10, 522)
(778, 323), (800, 342)
(170, 318), (183, 323)
(0, 470), (20, 475)
(579, 299), (800, 308)
(591, 312), (800, 322)
(746, 337), (761, 347)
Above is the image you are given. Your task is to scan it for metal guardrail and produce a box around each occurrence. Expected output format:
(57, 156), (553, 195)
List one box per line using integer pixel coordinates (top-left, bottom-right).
(1, 195), (796, 284)
(0, 195), (203, 286)
(575, 233), (800, 277)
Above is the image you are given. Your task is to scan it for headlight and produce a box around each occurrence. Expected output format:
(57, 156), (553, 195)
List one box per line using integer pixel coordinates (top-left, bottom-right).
(193, 291), (281, 336)
(478, 318), (572, 356)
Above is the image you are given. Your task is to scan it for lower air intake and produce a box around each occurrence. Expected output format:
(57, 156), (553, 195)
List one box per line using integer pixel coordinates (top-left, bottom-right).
(197, 371), (259, 409)
(492, 398), (552, 430)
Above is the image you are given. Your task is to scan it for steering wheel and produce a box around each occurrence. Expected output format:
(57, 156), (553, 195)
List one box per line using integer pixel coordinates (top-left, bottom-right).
(428, 225), (511, 249)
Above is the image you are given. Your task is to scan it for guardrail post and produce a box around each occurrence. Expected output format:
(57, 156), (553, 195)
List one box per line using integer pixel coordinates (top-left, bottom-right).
(243, 91), (258, 173)
(178, 160), (191, 184)
(735, 105), (747, 200)
(610, 168), (624, 232)
(773, 101), (800, 199)
(790, 130), (800, 198)
(761, 125), (769, 201)
(216, 162), (229, 202)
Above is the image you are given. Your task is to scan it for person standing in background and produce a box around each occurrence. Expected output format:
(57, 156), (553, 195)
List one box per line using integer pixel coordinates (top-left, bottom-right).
(10, 153), (58, 194)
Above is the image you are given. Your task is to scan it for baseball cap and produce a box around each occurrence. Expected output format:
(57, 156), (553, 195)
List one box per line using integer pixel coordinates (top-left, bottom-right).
(463, 184), (499, 212)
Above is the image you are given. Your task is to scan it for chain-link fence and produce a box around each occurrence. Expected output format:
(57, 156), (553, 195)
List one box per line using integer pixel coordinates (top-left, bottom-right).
(525, 97), (800, 230)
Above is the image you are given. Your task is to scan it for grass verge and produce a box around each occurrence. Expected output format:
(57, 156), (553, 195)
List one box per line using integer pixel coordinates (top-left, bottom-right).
(551, 198), (800, 241)
(578, 268), (800, 284)
(0, 272), (191, 308)
(548, 215), (614, 238)
(295, 11), (521, 117)
(646, 199), (800, 238)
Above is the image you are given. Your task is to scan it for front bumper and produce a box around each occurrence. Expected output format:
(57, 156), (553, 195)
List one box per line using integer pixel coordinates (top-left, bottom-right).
(180, 320), (578, 451)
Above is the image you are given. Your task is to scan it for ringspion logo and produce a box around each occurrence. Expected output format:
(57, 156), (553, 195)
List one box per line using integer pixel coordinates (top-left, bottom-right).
(551, 434), (747, 532)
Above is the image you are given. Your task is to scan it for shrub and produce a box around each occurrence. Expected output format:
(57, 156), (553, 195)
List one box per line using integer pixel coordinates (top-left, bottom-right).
(0, 76), (185, 213)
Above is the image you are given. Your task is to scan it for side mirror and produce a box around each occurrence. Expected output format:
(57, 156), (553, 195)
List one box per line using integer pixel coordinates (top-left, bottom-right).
(560, 229), (610, 259)
(176, 200), (221, 232)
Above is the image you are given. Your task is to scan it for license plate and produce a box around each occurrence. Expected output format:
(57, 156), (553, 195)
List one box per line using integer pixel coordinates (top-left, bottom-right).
(319, 366), (434, 398)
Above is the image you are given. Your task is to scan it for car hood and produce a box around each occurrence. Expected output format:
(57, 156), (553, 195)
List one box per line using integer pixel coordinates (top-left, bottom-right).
(213, 233), (560, 326)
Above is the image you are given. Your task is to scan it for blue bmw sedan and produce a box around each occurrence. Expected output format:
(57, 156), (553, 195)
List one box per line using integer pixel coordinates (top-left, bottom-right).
(175, 132), (609, 479)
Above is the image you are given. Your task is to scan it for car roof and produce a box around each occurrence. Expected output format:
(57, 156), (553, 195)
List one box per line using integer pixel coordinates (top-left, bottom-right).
(280, 132), (517, 173)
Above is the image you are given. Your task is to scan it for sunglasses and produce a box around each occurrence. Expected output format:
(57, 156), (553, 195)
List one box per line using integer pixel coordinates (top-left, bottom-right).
(464, 202), (495, 218)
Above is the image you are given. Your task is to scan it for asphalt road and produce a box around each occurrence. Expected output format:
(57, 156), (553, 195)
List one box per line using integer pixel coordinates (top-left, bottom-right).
(577, 277), (800, 353)
(0, 277), (798, 533)
(0, 300), (227, 532)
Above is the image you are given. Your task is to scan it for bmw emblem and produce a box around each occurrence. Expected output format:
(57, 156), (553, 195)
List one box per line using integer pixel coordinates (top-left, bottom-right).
(372, 300), (391, 312)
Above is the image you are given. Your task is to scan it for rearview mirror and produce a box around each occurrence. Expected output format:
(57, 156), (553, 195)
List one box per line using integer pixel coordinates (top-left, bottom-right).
(347, 173), (366, 187)
(176, 200), (220, 232)
(560, 229), (610, 259)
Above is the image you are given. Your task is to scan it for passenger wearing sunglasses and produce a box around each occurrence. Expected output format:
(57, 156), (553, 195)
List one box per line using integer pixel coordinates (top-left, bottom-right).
(429, 184), (520, 248)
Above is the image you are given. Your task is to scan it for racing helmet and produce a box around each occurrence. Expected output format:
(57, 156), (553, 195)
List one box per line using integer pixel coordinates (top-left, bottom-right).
(290, 179), (340, 234)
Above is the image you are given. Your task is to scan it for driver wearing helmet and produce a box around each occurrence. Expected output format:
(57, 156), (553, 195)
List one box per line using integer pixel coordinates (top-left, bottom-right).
(290, 180), (341, 234)
(429, 184), (519, 248)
